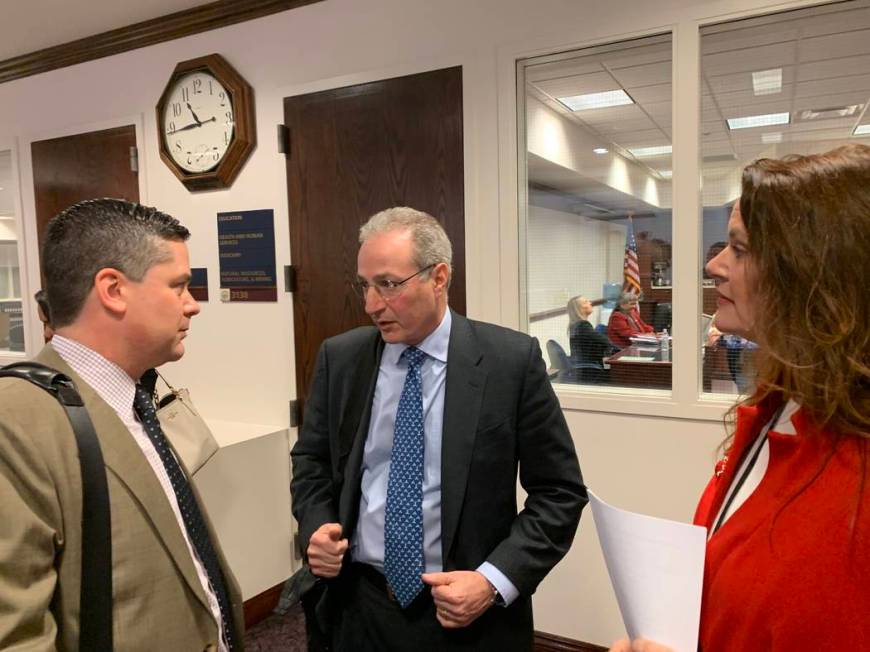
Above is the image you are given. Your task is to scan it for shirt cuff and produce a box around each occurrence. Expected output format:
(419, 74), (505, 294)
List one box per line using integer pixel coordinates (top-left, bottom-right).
(476, 561), (519, 607)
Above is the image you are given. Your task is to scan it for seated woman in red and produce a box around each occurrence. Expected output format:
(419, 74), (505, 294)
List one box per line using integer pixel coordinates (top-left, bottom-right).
(611, 144), (870, 652)
(606, 292), (654, 348)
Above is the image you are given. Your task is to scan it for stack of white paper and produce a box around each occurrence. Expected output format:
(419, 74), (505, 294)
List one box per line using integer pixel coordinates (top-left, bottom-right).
(589, 490), (707, 652)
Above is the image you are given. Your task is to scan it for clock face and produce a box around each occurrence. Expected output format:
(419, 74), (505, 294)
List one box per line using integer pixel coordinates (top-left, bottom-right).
(162, 71), (235, 173)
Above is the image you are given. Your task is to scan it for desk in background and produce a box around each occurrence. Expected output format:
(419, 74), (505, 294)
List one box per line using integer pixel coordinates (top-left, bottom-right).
(605, 345), (672, 389)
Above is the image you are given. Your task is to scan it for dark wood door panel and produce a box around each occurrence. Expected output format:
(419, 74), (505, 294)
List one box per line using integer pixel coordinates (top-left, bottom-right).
(284, 66), (465, 412)
(32, 125), (139, 251)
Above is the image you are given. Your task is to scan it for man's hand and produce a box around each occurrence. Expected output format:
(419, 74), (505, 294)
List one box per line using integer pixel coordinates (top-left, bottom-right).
(609, 639), (674, 652)
(306, 522), (347, 578)
(421, 570), (495, 628)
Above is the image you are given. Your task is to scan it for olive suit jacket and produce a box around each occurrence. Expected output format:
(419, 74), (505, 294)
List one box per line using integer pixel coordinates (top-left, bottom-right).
(291, 311), (587, 649)
(0, 345), (244, 651)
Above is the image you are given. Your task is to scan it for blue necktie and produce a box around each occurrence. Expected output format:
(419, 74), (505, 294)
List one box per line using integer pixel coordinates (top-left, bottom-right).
(384, 346), (427, 608)
(133, 385), (236, 650)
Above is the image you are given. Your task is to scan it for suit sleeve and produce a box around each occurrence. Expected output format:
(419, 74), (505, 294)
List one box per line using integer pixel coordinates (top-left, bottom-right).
(290, 343), (339, 554)
(0, 419), (62, 651)
(485, 338), (587, 595)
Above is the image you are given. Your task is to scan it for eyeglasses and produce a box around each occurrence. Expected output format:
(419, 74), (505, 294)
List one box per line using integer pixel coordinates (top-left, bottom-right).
(354, 264), (435, 301)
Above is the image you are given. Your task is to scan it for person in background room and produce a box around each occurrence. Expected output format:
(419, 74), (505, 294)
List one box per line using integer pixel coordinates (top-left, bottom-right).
(607, 291), (654, 348)
(567, 295), (615, 383)
(610, 144), (870, 652)
(291, 206), (586, 651)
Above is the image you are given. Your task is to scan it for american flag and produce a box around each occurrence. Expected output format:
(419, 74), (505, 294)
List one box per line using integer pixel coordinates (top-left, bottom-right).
(622, 216), (641, 294)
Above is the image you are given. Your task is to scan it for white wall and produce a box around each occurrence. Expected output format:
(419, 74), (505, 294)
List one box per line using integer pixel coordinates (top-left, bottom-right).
(0, 0), (812, 644)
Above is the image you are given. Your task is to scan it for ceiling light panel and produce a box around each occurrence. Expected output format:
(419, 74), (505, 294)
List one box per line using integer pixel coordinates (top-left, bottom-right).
(752, 68), (782, 95)
(558, 89), (634, 111)
(726, 112), (790, 130)
(855, 124), (870, 136)
(628, 145), (672, 158)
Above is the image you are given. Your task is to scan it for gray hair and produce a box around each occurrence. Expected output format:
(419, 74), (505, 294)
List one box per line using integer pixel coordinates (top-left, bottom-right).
(359, 207), (453, 284)
(618, 291), (640, 308)
(42, 198), (190, 328)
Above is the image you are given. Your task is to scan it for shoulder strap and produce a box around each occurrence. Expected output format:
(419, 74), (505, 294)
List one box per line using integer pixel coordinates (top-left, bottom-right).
(0, 362), (114, 651)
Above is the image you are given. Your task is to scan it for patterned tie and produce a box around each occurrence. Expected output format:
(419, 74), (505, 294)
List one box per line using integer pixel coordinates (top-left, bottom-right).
(384, 346), (427, 608)
(133, 384), (236, 650)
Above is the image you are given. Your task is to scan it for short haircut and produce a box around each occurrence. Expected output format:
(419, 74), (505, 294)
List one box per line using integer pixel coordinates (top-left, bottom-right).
(42, 198), (190, 328)
(359, 207), (453, 286)
(619, 291), (639, 306)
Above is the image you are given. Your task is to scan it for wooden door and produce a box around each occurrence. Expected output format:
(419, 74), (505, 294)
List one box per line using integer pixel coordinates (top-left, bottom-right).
(284, 66), (465, 414)
(31, 125), (139, 249)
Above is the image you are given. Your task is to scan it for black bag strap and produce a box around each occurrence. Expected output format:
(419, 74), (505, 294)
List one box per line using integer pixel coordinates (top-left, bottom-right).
(0, 362), (113, 651)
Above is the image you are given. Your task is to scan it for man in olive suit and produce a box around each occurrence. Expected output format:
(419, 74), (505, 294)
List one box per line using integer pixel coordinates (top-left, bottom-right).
(0, 199), (243, 651)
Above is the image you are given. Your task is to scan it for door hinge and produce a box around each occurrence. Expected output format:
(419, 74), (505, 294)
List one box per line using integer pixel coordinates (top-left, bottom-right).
(277, 124), (290, 156)
(284, 265), (297, 293)
(289, 399), (300, 427)
(129, 146), (139, 173)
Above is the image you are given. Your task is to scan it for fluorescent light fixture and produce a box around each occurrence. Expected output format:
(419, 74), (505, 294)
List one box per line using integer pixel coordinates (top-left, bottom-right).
(593, 147), (609, 154)
(628, 145), (672, 158)
(727, 112), (790, 130)
(558, 89), (634, 112)
(761, 132), (783, 144)
(658, 170), (673, 179)
(752, 68), (782, 96)
(799, 104), (861, 121)
(854, 124), (870, 136)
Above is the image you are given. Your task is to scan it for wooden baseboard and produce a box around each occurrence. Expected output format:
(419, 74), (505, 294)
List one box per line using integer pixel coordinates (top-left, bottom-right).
(535, 630), (608, 652)
(243, 581), (285, 629)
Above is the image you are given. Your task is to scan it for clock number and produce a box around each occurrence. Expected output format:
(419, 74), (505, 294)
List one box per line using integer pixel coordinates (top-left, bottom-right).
(193, 78), (202, 94)
(225, 111), (233, 124)
(175, 141), (182, 150)
(181, 87), (189, 102)
(224, 131), (230, 145)
(168, 121), (176, 134)
(213, 151), (220, 161)
(172, 102), (182, 117)
(218, 91), (226, 107)
(208, 80), (214, 95)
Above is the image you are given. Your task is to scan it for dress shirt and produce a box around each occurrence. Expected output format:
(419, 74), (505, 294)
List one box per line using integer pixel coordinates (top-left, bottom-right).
(52, 336), (227, 652)
(350, 310), (519, 605)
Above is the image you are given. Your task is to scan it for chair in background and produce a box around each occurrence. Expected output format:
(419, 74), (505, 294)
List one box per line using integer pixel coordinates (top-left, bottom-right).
(548, 339), (608, 384)
(653, 302), (672, 332)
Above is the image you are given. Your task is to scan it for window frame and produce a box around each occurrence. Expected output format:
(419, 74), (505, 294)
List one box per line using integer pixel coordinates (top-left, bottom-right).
(499, 0), (826, 421)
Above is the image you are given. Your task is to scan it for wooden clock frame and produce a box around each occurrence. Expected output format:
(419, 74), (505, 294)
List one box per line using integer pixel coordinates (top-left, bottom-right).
(156, 53), (256, 191)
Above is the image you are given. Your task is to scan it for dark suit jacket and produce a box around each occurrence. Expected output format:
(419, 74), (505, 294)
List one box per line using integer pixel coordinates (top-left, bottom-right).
(290, 311), (586, 648)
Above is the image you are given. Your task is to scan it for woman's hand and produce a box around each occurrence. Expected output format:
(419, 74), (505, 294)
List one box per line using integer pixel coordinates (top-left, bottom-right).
(609, 638), (675, 652)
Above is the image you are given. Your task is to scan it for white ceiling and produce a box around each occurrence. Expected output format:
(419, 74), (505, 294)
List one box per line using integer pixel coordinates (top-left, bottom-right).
(0, 0), (210, 61)
(526, 0), (870, 206)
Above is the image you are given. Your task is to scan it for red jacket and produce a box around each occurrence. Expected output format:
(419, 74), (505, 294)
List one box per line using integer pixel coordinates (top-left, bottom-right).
(606, 308), (654, 348)
(694, 397), (870, 651)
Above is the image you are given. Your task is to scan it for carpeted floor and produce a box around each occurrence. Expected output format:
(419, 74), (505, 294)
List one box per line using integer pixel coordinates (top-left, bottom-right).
(243, 602), (307, 651)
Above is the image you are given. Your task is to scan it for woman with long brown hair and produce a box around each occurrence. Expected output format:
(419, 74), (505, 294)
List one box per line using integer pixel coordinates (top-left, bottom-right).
(612, 144), (870, 652)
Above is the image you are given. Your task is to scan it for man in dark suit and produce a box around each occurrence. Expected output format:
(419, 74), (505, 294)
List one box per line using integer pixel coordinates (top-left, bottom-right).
(290, 207), (586, 651)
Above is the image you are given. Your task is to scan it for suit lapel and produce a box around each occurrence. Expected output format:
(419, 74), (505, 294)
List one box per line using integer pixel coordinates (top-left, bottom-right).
(337, 332), (384, 533)
(36, 346), (213, 615)
(440, 312), (486, 564)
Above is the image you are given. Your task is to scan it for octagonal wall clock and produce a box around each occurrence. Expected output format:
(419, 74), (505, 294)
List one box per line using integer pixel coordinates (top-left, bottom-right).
(156, 53), (256, 191)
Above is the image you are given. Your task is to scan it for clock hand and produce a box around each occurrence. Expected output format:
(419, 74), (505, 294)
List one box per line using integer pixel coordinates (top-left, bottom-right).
(166, 116), (216, 135)
(166, 122), (199, 135)
(186, 102), (203, 126)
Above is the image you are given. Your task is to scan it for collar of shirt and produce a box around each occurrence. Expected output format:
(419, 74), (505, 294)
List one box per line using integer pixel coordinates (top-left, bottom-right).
(382, 308), (451, 367)
(51, 335), (139, 426)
